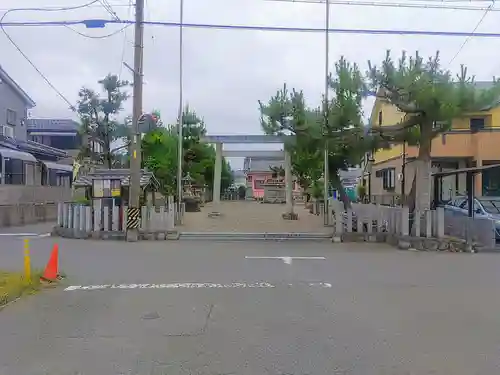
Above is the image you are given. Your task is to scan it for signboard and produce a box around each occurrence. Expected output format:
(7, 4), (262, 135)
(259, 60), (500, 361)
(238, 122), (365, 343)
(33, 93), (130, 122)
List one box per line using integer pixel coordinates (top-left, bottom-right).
(93, 179), (104, 198)
(93, 179), (121, 198)
(111, 179), (121, 197)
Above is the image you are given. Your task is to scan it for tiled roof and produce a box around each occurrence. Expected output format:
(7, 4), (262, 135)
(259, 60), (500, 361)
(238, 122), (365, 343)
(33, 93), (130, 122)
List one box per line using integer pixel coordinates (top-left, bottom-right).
(0, 135), (67, 159)
(27, 118), (79, 131)
(73, 168), (159, 188)
(0, 65), (36, 107)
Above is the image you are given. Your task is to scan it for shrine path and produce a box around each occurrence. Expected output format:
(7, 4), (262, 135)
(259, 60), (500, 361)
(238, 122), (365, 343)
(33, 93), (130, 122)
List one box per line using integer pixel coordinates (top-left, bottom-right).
(180, 201), (330, 233)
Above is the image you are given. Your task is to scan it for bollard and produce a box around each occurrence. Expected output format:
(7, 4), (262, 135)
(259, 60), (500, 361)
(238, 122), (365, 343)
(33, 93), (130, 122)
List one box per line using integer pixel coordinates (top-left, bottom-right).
(23, 239), (31, 284)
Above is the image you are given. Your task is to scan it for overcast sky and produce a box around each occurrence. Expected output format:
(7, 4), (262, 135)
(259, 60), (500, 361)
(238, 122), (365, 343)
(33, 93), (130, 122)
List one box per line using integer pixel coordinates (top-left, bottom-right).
(1, 0), (500, 168)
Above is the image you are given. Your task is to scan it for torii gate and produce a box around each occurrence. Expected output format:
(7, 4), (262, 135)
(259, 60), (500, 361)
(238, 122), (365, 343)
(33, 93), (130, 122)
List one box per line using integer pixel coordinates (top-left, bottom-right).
(200, 135), (295, 217)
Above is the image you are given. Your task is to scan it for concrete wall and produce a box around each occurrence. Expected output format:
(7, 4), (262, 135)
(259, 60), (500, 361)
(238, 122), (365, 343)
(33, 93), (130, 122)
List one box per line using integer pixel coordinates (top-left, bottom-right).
(0, 203), (58, 227)
(0, 186), (72, 205)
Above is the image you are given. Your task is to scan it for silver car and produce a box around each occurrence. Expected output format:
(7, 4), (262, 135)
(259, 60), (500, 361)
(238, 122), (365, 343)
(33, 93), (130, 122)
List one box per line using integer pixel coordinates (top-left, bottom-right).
(443, 196), (500, 240)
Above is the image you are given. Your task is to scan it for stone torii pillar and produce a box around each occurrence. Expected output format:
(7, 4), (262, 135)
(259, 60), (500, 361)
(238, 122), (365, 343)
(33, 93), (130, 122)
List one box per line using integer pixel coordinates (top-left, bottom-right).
(209, 142), (223, 217)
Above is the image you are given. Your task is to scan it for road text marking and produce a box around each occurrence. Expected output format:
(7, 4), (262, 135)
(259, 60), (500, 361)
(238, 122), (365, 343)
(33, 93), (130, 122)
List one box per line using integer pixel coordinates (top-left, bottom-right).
(64, 282), (332, 291)
(245, 256), (326, 265)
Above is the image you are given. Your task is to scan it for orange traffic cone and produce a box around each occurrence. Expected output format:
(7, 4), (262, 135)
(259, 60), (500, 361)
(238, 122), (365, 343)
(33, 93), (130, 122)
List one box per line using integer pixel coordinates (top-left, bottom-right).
(41, 244), (60, 282)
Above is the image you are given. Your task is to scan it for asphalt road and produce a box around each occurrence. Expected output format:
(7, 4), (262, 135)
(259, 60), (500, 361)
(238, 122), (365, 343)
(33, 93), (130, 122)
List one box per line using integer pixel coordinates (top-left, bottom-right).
(2, 236), (500, 374)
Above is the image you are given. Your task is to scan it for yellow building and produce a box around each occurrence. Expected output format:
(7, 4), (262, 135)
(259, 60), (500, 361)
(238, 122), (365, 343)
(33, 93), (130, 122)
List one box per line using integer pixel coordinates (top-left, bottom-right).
(366, 84), (500, 201)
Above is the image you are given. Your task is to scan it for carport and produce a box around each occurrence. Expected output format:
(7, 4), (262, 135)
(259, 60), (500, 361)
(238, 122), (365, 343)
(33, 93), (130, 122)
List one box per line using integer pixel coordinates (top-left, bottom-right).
(432, 164), (500, 217)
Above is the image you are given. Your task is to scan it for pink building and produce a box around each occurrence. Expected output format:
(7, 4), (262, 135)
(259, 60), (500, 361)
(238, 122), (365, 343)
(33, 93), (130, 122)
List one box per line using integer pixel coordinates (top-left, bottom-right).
(243, 157), (301, 198)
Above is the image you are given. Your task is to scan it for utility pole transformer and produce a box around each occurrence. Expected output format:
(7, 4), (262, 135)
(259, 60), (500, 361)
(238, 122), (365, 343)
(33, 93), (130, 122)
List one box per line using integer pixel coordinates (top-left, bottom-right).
(126, 0), (145, 242)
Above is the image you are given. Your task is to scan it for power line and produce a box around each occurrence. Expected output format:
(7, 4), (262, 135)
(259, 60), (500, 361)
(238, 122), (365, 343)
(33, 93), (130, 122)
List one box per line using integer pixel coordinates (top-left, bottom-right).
(265, 0), (500, 12)
(98, 0), (121, 21)
(0, 3), (132, 12)
(448, 3), (493, 65)
(6, 18), (500, 39)
(0, 2), (104, 110)
(65, 23), (130, 38)
(119, 0), (134, 78)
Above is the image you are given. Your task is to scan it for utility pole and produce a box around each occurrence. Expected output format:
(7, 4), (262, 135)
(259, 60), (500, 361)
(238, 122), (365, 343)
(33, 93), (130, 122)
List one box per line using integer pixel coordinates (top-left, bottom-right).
(126, 0), (145, 242)
(401, 142), (406, 205)
(176, 0), (185, 208)
(323, 0), (330, 225)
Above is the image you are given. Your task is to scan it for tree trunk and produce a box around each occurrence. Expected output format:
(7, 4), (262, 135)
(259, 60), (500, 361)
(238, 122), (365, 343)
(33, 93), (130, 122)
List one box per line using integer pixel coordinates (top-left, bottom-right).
(406, 123), (433, 233)
(414, 124), (433, 213)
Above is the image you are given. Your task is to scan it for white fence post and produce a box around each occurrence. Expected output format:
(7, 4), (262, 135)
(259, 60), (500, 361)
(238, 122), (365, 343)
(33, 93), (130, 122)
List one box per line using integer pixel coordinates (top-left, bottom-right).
(79, 205), (85, 232)
(103, 206), (109, 231)
(401, 207), (409, 236)
(122, 205), (128, 232)
(93, 200), (102, 232)
(85, 206), (92, 232)
(57, 202), (63, 227)
(425, 211), (432, 238)
(436, 207), (445, 238)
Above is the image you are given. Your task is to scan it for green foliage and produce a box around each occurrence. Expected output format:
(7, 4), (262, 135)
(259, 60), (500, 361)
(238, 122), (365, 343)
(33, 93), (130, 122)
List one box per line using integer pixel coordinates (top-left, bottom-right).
(357, 184), (366, 200)
(259, 84), (323, 190)
(367, 50), (500, 143)
(368, 50), (500, 212)
(76, 73), (130, 168)
(259, 56), (373, 199)
(141, 106), (233, 195)
(269, 165), (285, 178)
(142, 128), (178, 195)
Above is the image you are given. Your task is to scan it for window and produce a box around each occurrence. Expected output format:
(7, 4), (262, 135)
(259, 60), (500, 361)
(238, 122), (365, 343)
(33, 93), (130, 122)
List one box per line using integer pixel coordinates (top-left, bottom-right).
(470, 118), (485, 132)
(4, 158), (25, 185)
(0, 126), (14, 138)
(382, 168), (396, 191)
(378, 111), (383, 126)
(254, 179), (265, 190)
(6, 109), (16, 125)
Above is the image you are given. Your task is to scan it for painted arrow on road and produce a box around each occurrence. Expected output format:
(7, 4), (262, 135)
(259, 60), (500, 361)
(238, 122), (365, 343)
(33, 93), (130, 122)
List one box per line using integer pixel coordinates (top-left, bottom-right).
(245, 256), (326, 265)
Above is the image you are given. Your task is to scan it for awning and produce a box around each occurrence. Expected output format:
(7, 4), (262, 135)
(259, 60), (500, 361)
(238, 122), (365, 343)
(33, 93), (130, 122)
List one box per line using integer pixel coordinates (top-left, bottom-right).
(0, 148), (36, 162)
(42, 161), (73, 173)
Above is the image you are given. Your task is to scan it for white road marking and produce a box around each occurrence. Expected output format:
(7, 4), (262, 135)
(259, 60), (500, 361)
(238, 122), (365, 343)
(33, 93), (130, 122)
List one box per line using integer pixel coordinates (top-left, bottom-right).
(245, 256), (326, 265)
(64, 282), (333, 291)
(0, 232), (51, 238)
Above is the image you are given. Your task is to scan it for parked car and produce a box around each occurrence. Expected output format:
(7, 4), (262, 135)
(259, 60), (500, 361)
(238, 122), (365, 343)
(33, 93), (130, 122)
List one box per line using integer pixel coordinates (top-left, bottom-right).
(442, 196), (500, 240)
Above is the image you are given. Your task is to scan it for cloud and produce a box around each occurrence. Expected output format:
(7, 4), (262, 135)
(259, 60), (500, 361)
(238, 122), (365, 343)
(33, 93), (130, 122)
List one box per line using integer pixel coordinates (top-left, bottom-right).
(1, 0), (500, 168)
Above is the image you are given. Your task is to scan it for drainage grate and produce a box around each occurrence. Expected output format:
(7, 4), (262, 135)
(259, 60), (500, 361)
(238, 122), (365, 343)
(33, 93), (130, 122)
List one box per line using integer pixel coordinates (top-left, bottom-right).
(178, 232), (333, 241)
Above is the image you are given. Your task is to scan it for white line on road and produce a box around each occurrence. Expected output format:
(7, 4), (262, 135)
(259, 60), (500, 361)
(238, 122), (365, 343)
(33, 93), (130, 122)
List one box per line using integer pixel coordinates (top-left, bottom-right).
(64, 282), (332, 291)
(0, 232), (51, 237)
(245, 256), (326, 265)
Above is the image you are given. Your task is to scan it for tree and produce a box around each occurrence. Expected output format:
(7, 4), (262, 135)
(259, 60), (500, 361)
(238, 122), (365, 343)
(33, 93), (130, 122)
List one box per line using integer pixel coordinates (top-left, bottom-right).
(367, 50), (500, 213)
(259, 57), (374, 209)
(76, 74), (130, 169)
(259, 85), (324, 195)
(141, 106), (233, 196)
(142, 127), (178, 195)
(324, 56), (373, 208)
(269, 165), (285, 179)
